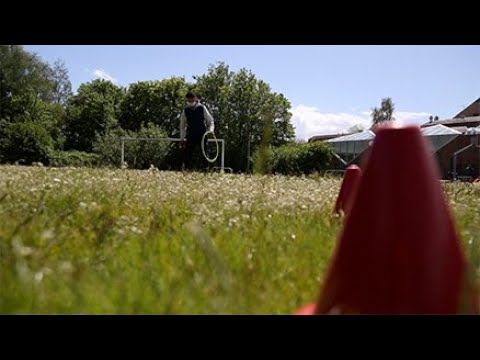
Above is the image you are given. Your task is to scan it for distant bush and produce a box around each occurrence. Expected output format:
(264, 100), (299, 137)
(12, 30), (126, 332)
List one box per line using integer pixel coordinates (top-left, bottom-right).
(48, 150), (100, 167)
(93, 123), (171, 169)
(269, 141), (334, 175)
(0, 120), (53, 165)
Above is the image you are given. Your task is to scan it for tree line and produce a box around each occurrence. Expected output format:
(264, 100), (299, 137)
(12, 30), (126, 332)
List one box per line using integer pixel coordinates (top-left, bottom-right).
(0, 45), (296, 172)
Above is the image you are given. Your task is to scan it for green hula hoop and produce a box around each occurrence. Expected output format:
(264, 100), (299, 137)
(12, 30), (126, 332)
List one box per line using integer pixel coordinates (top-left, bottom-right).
(201, 131), (219, 163)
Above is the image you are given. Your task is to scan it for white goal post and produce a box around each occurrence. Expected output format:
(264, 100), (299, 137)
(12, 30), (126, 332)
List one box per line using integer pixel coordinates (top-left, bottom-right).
(119, 137), (226, 172)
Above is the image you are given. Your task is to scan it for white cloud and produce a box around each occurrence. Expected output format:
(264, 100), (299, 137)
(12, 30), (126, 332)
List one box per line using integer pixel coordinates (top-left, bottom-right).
(291, 105), (370, 141)
(92, 69), (118, 84)
(394, 111), (432, 126)
(291, 105), (432, 141)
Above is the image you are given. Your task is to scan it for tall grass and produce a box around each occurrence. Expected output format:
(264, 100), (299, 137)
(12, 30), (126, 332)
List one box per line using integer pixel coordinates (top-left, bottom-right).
(0, 166), (478, 314)
(0, 166), (340, 314)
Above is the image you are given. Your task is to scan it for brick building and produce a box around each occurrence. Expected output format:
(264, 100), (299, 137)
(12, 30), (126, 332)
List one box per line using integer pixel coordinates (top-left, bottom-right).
(421, 98), (480, 179)
(309, 98), (480, 179)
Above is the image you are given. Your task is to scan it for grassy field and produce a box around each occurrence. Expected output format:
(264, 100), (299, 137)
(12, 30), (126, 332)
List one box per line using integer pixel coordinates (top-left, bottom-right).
(0, 165), (479, 314)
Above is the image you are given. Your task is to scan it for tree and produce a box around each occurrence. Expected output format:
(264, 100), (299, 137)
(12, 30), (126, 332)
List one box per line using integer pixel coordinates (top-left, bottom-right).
(0, 120), (53, 164)
(93, 123), (171, 169)
(50, 59), (72, 105)
(119, 77), (191, 135)
(0, 45), (57, 122)
(194, 62), (295, 172)
(0, 46), (71, 163)
(371, 97), (395, 127)
(63, 79), (125, 152)
(346, 124), (365, 134)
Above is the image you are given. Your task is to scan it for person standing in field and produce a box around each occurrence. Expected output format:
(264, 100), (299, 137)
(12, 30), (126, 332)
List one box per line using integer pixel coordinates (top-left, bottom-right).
(179, 91), (215, 171)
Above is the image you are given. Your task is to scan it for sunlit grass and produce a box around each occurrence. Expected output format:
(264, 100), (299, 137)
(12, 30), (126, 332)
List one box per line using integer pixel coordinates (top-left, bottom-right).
(0, 166), (478, 314)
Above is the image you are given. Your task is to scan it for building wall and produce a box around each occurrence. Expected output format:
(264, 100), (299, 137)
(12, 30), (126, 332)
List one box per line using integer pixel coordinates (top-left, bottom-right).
(319, 135), (480, 180)
(434, 135), (480, 179)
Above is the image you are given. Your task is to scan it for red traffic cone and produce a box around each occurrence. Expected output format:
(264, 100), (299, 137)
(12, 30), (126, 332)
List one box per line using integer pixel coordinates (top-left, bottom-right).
(299, 125), (478, 314)
(334, 165), (362, 216)
(293, 303), (317, 315)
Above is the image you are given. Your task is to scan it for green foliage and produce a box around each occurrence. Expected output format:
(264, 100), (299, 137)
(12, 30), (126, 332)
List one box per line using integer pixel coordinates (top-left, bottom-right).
(93, 123), (171, 169)
(346, 124), (365, 133)
(0, 120), (53, 164)
(48, 151), (100, 168)
(50, 59), (72, 105)
(63, 79), (125, 152)
(91, 128), (126, 167)
(1, 46), (297, 174)
(0, 46), (68, 164)
(371, 97), (395, 126)
(119, 77), (191, 135)
(270, 141), (334, 175)
(194, 62), (295, 172)
(0, 45), (58, 122)
(20, 99), (65, 149)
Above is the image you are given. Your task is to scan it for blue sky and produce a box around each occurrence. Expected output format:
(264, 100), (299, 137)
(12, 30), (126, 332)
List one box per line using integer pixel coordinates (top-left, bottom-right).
(24, 45), (480, 140)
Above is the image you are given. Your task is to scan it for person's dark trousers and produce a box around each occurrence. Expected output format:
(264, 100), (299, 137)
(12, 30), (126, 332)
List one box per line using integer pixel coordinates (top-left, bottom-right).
(184, 135), (208, 171)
